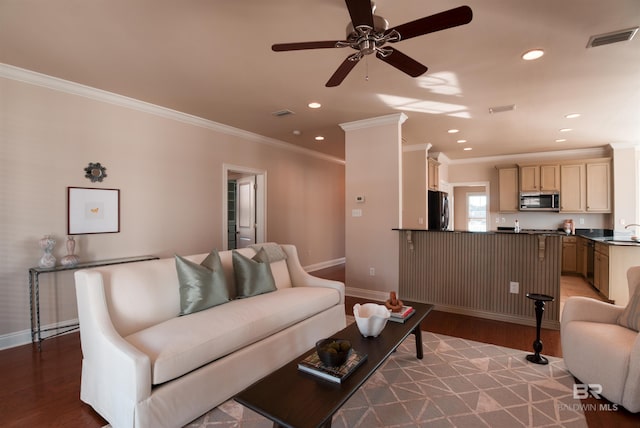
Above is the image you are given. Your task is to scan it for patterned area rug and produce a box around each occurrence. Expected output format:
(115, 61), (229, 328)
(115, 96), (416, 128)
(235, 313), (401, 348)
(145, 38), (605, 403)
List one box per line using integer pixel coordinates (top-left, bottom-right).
(186, 332), (586, 427)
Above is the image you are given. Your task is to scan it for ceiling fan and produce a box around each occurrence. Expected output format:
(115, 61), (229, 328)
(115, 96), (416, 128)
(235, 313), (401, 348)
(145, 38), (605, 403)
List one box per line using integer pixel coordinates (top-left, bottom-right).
(272, 0), (473, 87)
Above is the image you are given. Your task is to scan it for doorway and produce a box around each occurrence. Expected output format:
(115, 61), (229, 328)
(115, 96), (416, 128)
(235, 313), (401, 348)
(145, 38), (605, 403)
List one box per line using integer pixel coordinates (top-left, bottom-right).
(450, 182), (490, 231)
(223, 164), (266, 250)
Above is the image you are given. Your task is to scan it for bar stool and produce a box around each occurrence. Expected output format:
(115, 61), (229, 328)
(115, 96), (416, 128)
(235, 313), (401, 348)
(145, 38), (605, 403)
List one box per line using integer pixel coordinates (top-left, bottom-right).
(525, 293), (554, 365)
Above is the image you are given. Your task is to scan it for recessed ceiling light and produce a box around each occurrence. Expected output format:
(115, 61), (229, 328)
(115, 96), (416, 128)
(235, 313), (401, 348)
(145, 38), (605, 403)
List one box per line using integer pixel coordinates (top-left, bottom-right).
(457, 139), (467, 144)
(559, 128), (572, 132)
(292, 130), (301, 136)
(314, 136), (324, 141)
(308, 102), (322, 109)
(565, 113), (581, 119)
(463, 147), (473, 151)
(522, 49), (545, 60)
(555, 138), (567, 142)
(448, 129), (459, 134)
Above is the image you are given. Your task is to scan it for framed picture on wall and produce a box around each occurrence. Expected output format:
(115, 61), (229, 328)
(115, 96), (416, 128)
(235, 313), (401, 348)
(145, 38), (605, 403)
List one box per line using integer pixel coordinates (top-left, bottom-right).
(68, 187), (120, 234)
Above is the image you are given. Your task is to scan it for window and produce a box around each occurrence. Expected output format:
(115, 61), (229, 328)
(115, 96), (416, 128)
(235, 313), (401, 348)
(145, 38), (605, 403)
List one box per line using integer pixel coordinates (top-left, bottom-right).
(467, 193), (487, 232)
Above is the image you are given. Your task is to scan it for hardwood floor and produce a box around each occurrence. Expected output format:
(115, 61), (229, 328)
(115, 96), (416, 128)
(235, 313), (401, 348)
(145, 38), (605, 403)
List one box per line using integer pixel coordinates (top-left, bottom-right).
(0, 265), (637, 427)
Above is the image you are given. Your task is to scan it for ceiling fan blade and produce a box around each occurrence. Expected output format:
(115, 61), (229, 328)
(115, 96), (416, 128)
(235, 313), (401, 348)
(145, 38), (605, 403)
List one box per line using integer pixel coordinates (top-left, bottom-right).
(345, 0), (374, 28)
(326, 57), (360, 87)
(376, 48), (428, 77)
(387, 5), (473, 42)
(272, 41), (345, 51)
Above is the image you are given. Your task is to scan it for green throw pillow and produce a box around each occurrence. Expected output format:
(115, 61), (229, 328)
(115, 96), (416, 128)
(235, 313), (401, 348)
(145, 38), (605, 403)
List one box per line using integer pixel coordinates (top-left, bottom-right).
(232, 248), (277, 298)
(618, 285), (640, 332)
(175, 250), (230, 315)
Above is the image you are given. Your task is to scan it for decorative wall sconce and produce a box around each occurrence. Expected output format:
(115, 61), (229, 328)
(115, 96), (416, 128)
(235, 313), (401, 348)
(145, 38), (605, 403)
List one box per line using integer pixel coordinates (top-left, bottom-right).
(84, 162), (107, 182)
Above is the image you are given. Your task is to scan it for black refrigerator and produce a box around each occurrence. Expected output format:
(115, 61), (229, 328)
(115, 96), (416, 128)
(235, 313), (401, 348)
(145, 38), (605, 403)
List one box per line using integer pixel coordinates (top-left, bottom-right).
(428, 190), (450, 230)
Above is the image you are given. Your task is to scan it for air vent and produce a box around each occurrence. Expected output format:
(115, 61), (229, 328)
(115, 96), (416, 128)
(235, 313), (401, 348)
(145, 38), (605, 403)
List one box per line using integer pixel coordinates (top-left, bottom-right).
(488, 104), (516, 114)
(587, 27), (638, 48)
(272, 109), (295, 117)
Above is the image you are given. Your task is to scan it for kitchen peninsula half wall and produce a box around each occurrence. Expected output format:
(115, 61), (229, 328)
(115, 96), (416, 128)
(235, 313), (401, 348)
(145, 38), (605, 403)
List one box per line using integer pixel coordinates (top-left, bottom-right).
(396, 229), (561, 329)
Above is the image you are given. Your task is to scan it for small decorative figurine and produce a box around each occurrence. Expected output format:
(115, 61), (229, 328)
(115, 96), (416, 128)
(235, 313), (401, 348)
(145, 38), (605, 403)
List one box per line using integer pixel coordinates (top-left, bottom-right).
(384, 291), (404, 312)
(38, 235), (56, 268)
(60, 236), (80, 267)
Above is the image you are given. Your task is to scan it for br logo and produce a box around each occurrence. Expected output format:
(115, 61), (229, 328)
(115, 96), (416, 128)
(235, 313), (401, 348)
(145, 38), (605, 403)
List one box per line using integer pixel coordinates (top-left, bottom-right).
(573, 384), (602, 399)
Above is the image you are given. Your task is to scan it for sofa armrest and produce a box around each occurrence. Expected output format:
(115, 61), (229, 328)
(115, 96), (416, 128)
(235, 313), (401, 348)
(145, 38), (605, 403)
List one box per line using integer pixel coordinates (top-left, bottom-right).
(281, 245), (345, 304)
(75, 270), (152, 406)
(561, 296), (624, 325)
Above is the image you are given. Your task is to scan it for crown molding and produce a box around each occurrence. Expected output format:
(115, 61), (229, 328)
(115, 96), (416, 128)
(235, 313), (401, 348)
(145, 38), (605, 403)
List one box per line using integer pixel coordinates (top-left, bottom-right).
(403, 143), (432, 152)
(0, 63), (345, 165)
(448, 146), (612, 165)
(339, 112), (408, 131)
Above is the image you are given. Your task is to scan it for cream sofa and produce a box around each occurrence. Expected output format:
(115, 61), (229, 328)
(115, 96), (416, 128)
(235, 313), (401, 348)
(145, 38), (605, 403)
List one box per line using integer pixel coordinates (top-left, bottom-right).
(74, 244), (346, 428)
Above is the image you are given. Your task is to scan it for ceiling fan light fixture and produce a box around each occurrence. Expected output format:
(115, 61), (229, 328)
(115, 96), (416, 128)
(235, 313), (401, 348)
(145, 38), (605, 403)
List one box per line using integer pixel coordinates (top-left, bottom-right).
(522, 49), (544, 61)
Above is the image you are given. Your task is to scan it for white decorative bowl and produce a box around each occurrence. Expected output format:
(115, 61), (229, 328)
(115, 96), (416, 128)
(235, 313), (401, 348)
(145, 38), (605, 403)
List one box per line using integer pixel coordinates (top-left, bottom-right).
(353, 303), (391, 338)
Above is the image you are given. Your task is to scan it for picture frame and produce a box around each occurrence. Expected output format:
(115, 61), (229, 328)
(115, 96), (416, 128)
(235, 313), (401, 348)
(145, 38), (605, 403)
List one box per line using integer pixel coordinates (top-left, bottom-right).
(68, 187), (120, 234)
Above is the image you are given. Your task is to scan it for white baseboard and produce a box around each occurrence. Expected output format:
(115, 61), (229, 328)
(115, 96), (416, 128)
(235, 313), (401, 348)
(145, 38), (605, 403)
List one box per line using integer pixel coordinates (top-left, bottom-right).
(304, 257), (346, 273)
(0, 319), (79, 351)
(341, 295), (560, 330)
(345, 287), (389, 302)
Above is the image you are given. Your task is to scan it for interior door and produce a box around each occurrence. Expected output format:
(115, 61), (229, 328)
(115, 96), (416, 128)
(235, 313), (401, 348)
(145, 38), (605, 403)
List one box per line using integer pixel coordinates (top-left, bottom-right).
(236, 175), (256, 248)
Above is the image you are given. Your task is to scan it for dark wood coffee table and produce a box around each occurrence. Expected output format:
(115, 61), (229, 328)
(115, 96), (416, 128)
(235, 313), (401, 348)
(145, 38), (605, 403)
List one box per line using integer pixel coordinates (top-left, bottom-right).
(234, 300), (433, 428)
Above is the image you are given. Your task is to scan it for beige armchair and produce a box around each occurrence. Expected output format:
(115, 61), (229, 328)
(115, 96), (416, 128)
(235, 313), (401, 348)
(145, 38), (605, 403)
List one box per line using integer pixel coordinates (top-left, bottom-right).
(561, 266), (640, 413)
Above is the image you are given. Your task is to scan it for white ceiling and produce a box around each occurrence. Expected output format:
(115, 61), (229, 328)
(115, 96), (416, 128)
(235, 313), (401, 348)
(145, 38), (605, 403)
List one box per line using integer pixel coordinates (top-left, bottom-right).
(1, 0), (639, 160)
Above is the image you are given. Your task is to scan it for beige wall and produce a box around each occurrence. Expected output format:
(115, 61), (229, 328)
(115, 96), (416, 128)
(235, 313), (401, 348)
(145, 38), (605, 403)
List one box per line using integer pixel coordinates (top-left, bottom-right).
(0, 73), (345, 345)
(343, 114), (405, 298)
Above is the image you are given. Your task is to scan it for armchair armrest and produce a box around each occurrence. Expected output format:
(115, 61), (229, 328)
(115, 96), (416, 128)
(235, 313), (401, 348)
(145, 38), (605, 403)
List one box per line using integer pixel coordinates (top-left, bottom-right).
(281, 244), (345, 304)
(561, 296), (624, 325)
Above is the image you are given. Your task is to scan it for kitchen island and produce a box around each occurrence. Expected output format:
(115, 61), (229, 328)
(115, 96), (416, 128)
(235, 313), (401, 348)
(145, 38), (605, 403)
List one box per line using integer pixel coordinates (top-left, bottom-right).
(395, 229), (562, 329)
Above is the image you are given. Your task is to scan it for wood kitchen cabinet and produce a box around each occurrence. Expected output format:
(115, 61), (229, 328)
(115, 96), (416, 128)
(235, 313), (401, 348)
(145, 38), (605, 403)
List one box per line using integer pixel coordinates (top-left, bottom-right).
(576, 236), (588, 277)
(560, 164), (586, 212)
(562, 236), (577, 274)
(594, 242), (610, 298)
(498, 167), (519, 212)
(586, 161), (611, 212)
(519, 164), (560, 192)
(428, 158), (440, 191)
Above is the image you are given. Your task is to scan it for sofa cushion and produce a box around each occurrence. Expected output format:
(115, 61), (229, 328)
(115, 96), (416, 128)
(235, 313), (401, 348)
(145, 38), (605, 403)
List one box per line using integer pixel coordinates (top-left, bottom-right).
(125, 286), (341, 384)
(618, 283), (640, 332)
(232, 249), (277, 298)
(175, 250), (230, 315)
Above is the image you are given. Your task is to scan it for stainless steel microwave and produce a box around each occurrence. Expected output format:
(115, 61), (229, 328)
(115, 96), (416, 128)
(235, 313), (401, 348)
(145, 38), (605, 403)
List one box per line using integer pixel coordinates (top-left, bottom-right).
(519, 192), (560, 211)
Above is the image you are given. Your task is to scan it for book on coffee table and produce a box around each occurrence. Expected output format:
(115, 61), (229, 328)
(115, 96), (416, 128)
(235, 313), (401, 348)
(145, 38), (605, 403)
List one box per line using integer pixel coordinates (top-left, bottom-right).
(388, 306), (415, 323)
(297, 349), (367, 384)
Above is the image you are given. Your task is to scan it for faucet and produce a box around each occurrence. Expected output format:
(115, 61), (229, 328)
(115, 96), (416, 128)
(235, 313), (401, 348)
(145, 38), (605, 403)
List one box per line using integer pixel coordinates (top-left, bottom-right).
(625, 224), (640, 241)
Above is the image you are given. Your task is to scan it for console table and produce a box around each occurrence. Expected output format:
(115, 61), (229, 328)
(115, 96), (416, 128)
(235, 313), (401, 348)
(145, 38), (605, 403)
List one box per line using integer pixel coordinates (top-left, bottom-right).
(29, 255), (158, 350)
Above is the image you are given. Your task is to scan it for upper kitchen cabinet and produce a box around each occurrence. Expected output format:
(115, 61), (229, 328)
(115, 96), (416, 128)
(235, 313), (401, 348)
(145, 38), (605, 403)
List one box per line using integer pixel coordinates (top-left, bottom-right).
(428, 158), (440, 191)
(586, 161), (611, 212)
(519, 164), (560, 192)
(559, 158), (611, 213)
(498, 167), (519, 212)
(560, 164), (586, 212)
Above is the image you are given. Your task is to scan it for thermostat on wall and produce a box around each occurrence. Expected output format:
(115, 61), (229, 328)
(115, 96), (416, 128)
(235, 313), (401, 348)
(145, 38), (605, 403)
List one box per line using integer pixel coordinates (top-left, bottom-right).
(355, 195), (365, 203)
